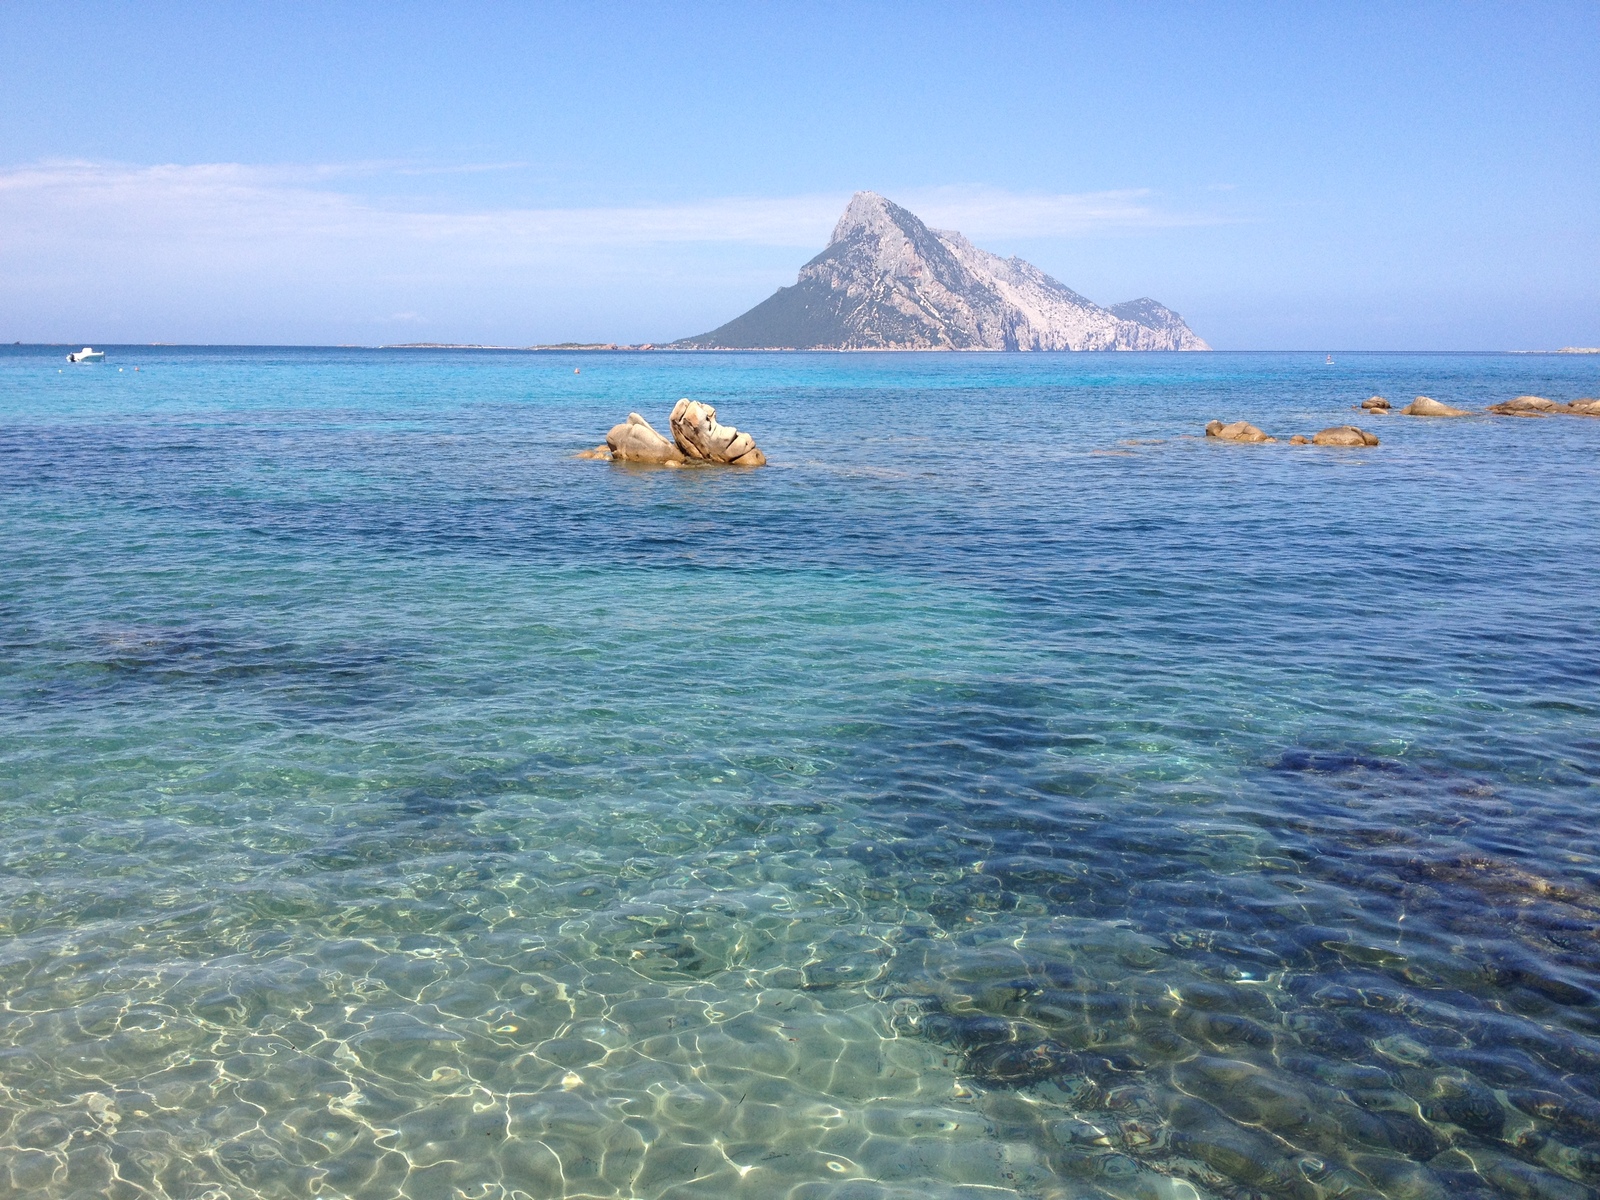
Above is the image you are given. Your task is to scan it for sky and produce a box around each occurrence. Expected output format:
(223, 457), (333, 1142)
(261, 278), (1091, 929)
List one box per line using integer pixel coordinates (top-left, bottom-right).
(1, 1), (1596, 349)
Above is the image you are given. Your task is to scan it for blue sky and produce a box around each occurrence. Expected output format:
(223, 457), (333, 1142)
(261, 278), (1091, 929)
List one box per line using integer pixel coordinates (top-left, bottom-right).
(2, 1), (1595, 348)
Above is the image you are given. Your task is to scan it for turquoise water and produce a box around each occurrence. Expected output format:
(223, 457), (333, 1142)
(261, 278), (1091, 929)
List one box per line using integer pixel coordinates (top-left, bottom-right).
(3, 346), (1599, 1200)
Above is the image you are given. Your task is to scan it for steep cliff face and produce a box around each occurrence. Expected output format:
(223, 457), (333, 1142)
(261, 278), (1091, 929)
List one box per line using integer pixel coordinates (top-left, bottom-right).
(676, 192), (1210, 351)
(1107, 297), (1210, 351)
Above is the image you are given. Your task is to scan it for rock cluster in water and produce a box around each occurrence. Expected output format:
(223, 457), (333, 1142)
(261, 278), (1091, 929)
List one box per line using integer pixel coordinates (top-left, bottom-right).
(1375, 394), (1600, 419)
(580, 389), (1594, 468)
(1208, 420), (1379, 447)
(1206, 393), (1600, 449)
(1488, 395), (1600, 417)
(578, 399), (768, 467)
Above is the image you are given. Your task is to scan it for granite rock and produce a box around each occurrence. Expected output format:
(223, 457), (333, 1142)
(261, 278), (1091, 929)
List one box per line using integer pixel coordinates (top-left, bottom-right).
(668, 399), (768, 466)
(1312, 426), (1381, 446)
(1205, 420), (1275, 443)
(1400, 397), (1471, 417)
(606, 413), (685, 464)
(1488, 395), (1564, 416)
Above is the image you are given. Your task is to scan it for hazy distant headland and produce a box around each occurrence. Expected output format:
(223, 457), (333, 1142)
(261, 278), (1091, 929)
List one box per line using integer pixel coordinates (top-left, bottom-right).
(673, 191), (1210, 352)
(384, 342), (663, 351)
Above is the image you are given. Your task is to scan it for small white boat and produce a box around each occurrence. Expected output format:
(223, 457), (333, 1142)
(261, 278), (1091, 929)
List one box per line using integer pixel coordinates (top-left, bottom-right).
(67, 347), (105, 362)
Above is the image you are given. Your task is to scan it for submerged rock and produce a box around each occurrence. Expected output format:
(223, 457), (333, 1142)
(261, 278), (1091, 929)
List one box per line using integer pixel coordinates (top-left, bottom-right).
(575, 444), (611, 460)
(1275, 748), (1405, 773)
(605, 413), (686, 465)
(1361, 396), (1391, 411)
(1426, 1075), (1506, 1139)
(965, 1038), (1081, 1088)
(1400, 396), (1471, 417)
(1312, 425), (1381, 446)
(1289, 434), (1311, 444)
(1205, 420), (1275, 443)
(669, 398), (768, 466)
(922, 1012), (1026, 1049)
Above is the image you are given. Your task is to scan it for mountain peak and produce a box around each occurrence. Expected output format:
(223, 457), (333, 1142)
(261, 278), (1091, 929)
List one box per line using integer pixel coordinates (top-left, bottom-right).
(829, 190), (900, 245)
(677, 193), (1209, 351)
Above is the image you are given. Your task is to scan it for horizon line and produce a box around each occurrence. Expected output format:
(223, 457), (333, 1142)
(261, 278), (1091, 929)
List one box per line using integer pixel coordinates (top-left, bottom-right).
(6, 343), (1597, 356)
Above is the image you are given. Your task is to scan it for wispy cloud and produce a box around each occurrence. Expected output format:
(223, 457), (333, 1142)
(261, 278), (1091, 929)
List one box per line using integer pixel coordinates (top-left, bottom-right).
(0, 161), (843, 251)
(898, 184), (1215, 237)
(0, 160), (1224, 341)
(0, 161), (1213, 255)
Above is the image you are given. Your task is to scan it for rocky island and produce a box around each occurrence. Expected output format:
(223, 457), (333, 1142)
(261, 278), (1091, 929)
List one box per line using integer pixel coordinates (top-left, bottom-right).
(674, 192), (1210, 352)
(578, 399), (767, 466)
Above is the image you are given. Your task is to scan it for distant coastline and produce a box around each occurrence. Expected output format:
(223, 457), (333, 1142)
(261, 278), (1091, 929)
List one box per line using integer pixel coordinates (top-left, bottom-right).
(381, 342), (657, 351)
(377, 345), (1600, 354)
(380, 343), (1023, 352)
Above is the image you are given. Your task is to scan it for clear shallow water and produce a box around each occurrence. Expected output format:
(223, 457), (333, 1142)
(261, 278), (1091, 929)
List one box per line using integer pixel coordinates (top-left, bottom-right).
(2, 346), (1599, 1200)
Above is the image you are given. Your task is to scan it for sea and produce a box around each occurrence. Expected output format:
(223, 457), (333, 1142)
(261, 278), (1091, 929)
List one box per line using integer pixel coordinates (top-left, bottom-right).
(3, 345), (1599, 1200)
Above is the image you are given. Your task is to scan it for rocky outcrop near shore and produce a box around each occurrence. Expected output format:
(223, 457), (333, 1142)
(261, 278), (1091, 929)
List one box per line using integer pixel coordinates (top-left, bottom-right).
(1487, 395), (1600, 417)
(669, 399), (767, 466)
(1401, 397), (1471, 417)
(675, 192), (1209, 352)
(605, 413), (685, 464)
(1203, 386), (1600, 447)
(1205, 420), (1275, 443)
(1489, 395), (1564, 415)
(582, 387), (1592, 469)
(1313, 426), (1381, 446)
(1207, 420), (1378, 446)
(584, 402), (768, 467)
